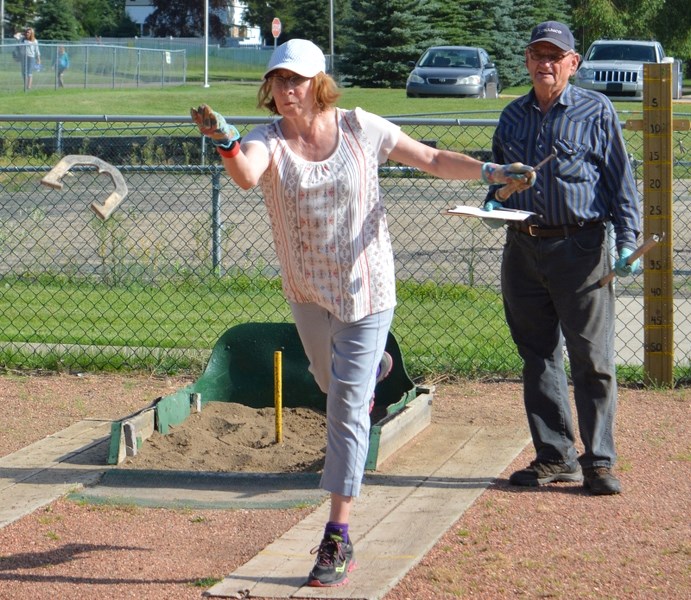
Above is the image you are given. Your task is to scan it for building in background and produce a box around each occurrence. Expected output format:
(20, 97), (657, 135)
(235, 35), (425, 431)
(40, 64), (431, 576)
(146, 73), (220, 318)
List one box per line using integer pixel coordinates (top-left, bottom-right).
(124, 0), (261, 45)
(224, 1), (262, 46)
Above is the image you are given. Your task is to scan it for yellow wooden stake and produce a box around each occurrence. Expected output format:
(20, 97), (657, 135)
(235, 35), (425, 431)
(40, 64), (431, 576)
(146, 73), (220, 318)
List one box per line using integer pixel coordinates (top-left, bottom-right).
(274, 350), (283, 443)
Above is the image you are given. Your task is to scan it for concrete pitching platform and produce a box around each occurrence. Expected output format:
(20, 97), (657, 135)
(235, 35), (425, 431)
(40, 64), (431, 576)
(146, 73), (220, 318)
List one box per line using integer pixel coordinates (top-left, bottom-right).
(0, 419), (113, 530)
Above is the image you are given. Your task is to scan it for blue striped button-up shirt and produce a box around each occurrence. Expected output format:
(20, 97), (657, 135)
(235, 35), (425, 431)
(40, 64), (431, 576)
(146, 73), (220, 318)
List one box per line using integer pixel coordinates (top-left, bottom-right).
(489, 84), (641, 249)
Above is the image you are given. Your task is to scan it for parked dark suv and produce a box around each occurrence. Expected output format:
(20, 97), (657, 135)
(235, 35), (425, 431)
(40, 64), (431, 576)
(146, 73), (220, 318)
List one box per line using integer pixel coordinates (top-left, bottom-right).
(406, 46), (501, 98)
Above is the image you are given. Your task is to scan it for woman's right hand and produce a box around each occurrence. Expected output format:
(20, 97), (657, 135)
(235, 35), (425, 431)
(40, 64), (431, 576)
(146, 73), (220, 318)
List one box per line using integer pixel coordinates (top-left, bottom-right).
(190, 104), (240, 148)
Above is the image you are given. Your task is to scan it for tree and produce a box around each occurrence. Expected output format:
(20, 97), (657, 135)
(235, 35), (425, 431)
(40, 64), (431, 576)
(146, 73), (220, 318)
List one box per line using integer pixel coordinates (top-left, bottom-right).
(340, 0), (443, 87)
(4, 0), (40, 35)
(489, 0), (572, 87)
(145, 0), (228, 38)
(416, 0), (456, 45)
(73, 0), (119, 37)
(36, 0), (80, 41)
(287, 0), (351, 55)
(650, 0), (691, 62)
(491, 0), (533, 88)
(570, 0), (690, 66)
(103, 13), (140, 38)
(571, 0), (627, 50)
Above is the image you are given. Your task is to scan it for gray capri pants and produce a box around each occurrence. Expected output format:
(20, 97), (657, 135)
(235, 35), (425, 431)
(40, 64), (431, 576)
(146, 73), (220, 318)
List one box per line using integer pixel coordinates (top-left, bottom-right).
(290, 302), (394, 497)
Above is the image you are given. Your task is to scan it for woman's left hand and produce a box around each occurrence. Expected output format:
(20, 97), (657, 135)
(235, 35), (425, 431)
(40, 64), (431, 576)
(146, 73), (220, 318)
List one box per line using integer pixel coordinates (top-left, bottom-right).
(482, 162), (536, 187)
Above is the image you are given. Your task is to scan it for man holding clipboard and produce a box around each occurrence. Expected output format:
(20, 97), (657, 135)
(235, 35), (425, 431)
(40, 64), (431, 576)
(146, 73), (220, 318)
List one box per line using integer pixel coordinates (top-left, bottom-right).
(481, 21), (642, 496)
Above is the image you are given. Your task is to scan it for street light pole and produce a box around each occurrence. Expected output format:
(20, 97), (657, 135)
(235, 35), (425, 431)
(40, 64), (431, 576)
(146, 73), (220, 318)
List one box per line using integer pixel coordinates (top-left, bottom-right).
(329, 0), (334, 73)
(204, 0), (210, 87)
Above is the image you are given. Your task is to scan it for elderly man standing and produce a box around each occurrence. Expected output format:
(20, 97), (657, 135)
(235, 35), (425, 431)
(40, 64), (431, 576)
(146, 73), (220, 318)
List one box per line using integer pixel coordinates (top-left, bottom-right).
(483, 22), (642, 495)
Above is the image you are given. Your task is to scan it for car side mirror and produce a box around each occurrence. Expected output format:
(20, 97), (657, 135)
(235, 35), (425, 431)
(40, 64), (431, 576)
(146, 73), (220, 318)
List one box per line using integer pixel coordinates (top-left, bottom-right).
(485, 62), (495, 69)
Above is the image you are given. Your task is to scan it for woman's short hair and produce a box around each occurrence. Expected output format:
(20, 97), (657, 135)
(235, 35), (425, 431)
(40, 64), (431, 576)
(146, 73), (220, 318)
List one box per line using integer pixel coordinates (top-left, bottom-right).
(257, 72), (341, 115)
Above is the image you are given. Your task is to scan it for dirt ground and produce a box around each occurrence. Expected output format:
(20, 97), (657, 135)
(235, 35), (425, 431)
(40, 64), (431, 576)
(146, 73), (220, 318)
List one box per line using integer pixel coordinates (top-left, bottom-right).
(0, 371), (689, 600)
(121, 402), (328, 473)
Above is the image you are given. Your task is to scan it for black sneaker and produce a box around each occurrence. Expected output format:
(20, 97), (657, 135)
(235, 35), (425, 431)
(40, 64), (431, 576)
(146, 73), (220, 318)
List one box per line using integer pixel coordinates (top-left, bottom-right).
(509, 460), (583, 486)
(583, 466), (621, 495)
(307, 534), (355, 587)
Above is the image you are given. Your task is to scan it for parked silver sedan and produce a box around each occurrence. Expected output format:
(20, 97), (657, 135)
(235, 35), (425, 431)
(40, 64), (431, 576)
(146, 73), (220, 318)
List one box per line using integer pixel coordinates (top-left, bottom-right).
(406, 46), (502, 98)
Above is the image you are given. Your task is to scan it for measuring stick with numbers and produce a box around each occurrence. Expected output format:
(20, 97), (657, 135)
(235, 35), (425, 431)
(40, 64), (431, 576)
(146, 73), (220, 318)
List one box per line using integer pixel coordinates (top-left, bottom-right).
(598, 234), (663, 287)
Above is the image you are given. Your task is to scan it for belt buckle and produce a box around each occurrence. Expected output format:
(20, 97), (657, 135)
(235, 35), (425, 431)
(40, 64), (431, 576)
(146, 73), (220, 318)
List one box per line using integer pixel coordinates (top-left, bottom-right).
(527, 224), (540, 237)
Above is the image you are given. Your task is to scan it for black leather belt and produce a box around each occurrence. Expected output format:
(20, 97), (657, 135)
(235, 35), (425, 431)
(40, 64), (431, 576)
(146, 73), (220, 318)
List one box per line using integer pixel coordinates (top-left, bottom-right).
(510, 221), (603, 238)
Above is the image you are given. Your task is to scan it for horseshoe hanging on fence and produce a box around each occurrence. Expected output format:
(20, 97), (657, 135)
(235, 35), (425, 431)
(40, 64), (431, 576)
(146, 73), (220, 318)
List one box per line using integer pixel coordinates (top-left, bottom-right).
(40, 154), (128, 221)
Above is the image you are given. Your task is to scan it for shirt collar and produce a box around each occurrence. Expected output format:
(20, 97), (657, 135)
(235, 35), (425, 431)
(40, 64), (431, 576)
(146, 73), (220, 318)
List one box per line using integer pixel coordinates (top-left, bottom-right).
(519, 83), (576, 113)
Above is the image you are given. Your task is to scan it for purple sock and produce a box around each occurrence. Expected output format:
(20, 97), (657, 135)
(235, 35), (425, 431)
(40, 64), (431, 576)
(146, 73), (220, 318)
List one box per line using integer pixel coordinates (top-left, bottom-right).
(325, 521), (349, 543)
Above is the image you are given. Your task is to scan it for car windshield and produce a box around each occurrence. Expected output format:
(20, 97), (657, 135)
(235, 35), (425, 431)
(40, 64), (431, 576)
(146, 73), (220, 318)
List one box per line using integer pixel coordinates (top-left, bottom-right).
(588, 44), (656, 62)
(420, 50), (480, 68)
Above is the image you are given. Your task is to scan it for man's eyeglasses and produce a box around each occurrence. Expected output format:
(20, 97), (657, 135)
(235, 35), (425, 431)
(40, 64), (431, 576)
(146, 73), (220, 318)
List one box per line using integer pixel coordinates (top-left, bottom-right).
(268, 74), (309, 89)
(527, 48), (573, 64)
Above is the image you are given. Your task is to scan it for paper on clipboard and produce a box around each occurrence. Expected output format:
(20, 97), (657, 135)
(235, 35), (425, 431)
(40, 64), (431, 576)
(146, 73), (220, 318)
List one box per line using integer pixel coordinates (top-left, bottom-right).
(445, 205), (536, 222)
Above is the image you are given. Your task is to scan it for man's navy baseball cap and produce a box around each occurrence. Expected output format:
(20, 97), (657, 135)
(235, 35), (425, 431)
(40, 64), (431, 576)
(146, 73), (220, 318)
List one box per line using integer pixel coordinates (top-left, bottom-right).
(528, 21), (575, 52)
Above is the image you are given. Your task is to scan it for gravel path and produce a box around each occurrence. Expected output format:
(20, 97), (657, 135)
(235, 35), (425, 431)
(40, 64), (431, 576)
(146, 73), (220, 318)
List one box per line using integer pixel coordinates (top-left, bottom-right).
(0, 373), (688, 599)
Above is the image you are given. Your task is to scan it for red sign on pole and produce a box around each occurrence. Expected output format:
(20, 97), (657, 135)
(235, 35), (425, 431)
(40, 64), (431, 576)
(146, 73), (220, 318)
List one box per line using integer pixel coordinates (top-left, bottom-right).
(271, 18), (282, 39)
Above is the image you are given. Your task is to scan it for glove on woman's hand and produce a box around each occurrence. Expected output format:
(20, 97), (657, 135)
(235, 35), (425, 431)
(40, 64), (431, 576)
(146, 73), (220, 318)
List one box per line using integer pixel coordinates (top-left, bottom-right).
(482, 162), (536, 187)
(191, 104), (240, 149)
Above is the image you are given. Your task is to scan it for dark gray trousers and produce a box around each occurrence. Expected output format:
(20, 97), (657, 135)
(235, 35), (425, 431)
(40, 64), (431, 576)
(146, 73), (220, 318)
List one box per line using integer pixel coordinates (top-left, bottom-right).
(501, 223), (618, 468)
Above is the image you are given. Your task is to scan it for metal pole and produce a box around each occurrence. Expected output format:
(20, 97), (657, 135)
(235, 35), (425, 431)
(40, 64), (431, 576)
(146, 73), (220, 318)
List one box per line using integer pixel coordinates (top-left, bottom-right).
(329, 0), (334, 73)
(1, 0), (4, 44)
(204, 0), (210, 88)
(211, 172), (222, 275)
(55, 121), (63, 154)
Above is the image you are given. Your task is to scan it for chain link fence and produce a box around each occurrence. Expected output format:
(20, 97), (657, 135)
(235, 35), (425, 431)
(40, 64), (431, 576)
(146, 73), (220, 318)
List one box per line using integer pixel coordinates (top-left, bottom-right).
(1, 43), (186, 92)
(0, 114), (689, 382)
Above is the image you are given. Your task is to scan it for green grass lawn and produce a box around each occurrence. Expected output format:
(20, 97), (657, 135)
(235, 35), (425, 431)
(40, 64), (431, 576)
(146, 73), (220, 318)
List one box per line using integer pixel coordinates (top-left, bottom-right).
(0, 272), (519, 377)
(0, 83), (661, 119)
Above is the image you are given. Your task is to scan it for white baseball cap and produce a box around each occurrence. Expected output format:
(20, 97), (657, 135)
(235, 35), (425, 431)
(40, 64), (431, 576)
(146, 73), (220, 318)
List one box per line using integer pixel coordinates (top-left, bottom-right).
(264, 39), (326, 79)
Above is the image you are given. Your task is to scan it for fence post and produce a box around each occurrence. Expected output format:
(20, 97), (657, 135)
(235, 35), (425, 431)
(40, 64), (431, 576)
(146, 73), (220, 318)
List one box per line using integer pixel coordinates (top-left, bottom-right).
(84, 46), (89, 88)
(55, 121), (64, 154)
(211, 171), (222, 276)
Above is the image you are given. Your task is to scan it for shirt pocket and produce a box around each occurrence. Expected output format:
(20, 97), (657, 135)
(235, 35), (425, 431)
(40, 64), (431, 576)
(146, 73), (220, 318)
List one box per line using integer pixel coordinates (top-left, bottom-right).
(553, 139), (591, 183)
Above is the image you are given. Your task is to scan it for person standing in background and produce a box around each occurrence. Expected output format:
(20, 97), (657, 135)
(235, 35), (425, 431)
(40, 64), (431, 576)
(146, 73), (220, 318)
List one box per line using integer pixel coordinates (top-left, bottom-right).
(483, 21), (642, 496)
(54, 46), (70, 88)
(16, 27), (40, 90)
